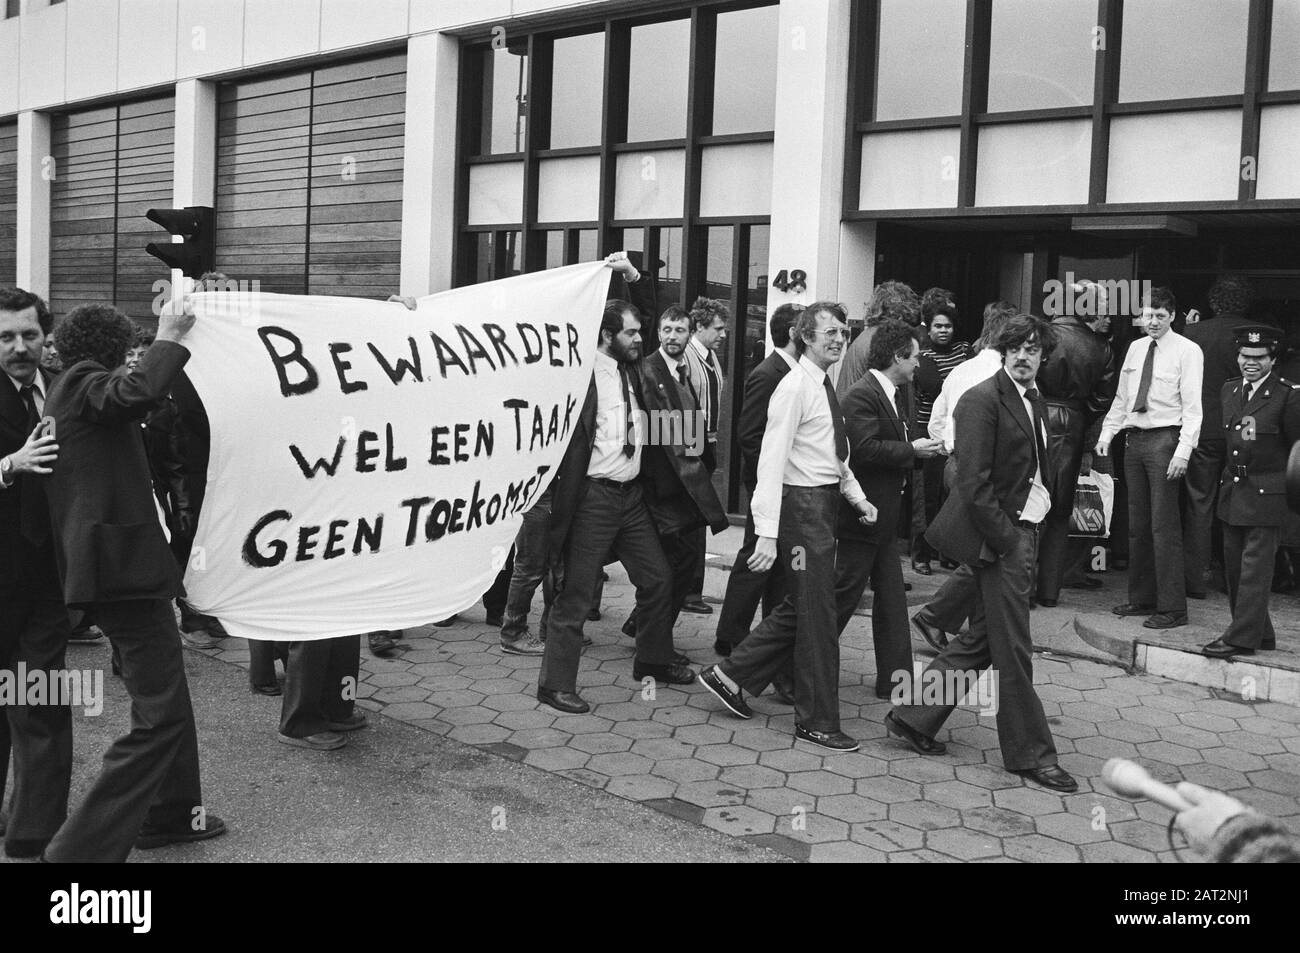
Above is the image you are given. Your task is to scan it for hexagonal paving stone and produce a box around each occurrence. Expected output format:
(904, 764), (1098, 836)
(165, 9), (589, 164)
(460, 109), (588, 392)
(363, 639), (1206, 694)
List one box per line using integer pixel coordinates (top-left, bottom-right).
(569, 732), (634, 754)
(961, 805), (1036, 838)
(628, 737), (696, 761)
(1079, 841), (1157, 862)
(890, 758), (957, 785)
(558, 714), (615, 735)
(1120, 706), (1182, 728)
(592, 702), (655, 722)
(849, 819), (925, 852)
(1061, 701), (1121, 724)
(1177, 710), (1239, 733)
(746, 786), (812, 819)
(447, 723), (512, 745)
(472, 678), (532, 696)
(1246, 768), (1300, 796)
(507, 727), (573, 750)
(855, 775), (923, 803)
(948, 724), (1002, 750)
(1107, 819), (1174, 852)
(1065, 793), (1138, 825)
(887, 848), (961, 863)
(1155, 723), (1222, 750)
(457, 665), (516, 681)
(759, 748), (826, 773)
(674, 779), (748, 808)
(1179, 762), (1249, 792)
(701, 805), (776, 837)
(604, 774), (678, 802)
(784, 812), (850, 845)
(993, 786), (1064, 816)
(1202, 745), (1270, 772)
(953, 763), (1025, 790)
(815, 794), (888, 824)
(1002, 833), (1081, 863)
(1237, 715), (1296, 738)
(717, 763), (789, 790)
(674, 724), (735, 747)
(610, 720), (674, 740)
(1096, 719), (1161, 743)
(787, 771), (855, 797)
(1045, 715), (1100, 740)
(696, 744), (759, 767)
(1135, 740), (1203, 766)
(1220, 730), (1287, 755)
(926, 827), (1002, 860)
(439, 705), (500, 725)
(558, 767), (610, 789)
(925, 780), (993, 810)
(426, 689), (485, 708)
(492, 709), (557, 731)
(652, 705), (711, 727)
(409, 662), (465, 678)
(730, 726), (797, 752)
(1144, 694), (1201, 714)
(372, 686), (432, 704)
(379, 702), (442, 722)
(482, 692), (543, 713)
(1078, 688), (1146, 709)
(651, 758), (720, 784)
(523, 746), (591, 771)
(820, 752), (889, 780)
(1035, 811), (1110, 844)
(889, 800), (962, 832)
(808, 841), (888, 863)
(1074, 735), (1139, 760)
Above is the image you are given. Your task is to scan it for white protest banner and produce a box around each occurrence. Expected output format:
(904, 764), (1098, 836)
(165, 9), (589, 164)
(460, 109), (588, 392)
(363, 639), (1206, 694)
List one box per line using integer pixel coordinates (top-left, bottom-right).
(180, 261), (611, 640)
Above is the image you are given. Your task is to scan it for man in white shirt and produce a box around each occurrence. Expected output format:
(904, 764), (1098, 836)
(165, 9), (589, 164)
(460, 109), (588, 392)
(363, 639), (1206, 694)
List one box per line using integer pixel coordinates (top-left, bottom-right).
(698, 303), (878, 752)
(1097, 287), (1204, 629)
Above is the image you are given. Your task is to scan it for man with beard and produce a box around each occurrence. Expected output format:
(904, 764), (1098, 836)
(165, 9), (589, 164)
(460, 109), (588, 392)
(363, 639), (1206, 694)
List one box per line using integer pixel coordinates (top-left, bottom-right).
(886, 314), (1076, 793)
(698, 303), (879, 752)
(537, 257), (694, 714)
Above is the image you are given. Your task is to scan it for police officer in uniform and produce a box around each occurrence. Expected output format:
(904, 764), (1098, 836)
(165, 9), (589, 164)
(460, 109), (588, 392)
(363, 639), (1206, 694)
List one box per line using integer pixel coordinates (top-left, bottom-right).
(1203, 325), (1300, 658)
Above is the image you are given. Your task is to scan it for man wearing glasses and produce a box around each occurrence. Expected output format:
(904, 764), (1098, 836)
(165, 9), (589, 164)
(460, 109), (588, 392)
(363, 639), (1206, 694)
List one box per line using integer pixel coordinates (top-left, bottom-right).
(698, 303), (878, 752)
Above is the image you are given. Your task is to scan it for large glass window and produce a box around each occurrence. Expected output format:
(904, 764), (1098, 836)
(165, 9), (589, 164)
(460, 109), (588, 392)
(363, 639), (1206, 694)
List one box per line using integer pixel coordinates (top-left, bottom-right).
(627, 19), (690, 141)
(712, 5), (779, 134)
(480, 46), (528, 154)
(874, 0), (966, 120)
(1270, 0), (1300, 92)
(550, 32), (604, 148)
(987, 0), (1096, 111)
(1118, 0), (1248, 102)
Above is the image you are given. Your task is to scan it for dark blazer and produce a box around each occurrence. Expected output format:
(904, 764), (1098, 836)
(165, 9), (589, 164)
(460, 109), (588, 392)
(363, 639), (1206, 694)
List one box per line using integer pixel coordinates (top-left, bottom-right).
(640, 349), (728, 537)
(926, 369), (1050, 565)
(44, 341), (190, 607)
(0, 368), (61, 599)
(836, 370), (913, 543)
(1038, 315), (1115, 510)
(738, 349), (794, 491)
(1185, 314), (1253, 443)
(1217, 375), (1300, 526)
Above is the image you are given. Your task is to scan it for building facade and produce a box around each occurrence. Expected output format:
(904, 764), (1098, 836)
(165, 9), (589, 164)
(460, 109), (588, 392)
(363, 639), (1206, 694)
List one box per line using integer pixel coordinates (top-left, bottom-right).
(3, 0), (1298, 512)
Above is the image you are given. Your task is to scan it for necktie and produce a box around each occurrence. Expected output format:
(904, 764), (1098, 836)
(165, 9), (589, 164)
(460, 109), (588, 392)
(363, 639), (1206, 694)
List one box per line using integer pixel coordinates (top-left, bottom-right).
(677, 363), (688, 388)
(823, 376), (849, 462)
(703, 356), (720, 433)
(893, 389), (908, 439)
(1131, 339), (1156, 414)
(1025, 386), (1049, 482)
(618, 363), (636, 458)
(18, 385), (49, 547)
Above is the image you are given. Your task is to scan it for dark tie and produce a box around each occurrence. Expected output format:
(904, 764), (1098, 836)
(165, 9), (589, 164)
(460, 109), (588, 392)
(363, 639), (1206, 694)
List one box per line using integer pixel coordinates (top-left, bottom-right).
(1025, 386), (1050, 484)
(823, 376), (849, 462)
(676, 362), (688, 389)
(893, 389), (908, 439)
(702, 355), (720, 433)
(18, 384), (49, 547)
(618, 363), (636, 458)
(1132, 339), (1157, 414)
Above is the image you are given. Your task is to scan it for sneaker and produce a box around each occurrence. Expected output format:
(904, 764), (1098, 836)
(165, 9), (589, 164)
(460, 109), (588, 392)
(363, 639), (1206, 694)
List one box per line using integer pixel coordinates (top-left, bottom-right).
(501, 634), (545, 656)
(277, 731), (346, 751)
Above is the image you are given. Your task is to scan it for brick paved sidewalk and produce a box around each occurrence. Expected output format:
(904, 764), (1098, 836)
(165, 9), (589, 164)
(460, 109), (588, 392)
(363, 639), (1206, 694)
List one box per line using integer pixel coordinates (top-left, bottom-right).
(205, 571), (1300, 863)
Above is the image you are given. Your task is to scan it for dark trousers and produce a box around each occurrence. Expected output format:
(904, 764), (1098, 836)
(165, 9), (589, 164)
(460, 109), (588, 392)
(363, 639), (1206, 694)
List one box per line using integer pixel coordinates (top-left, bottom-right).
(1184, 439), (1226, 592)
(249, 639), (289, 690)
(45, 599), (204, 863)
(483, 548), (515, 618)
(918, 563), (978, 633)
(280, 635), (360, 737)
(721, 485), (842, 733)
(1124, 428), (1187, 614)
(894, 526), (1057, 771)
(540, 480), (673, 693)
(622, 526), (699, 635)
(715, 490), (788, 647)
(0, 597), (73, 849)
(502, 493), (557, 642)
(913, 455), (947, 562)
(1222, 523), (1279, 649)
(834, 535), (913, 698)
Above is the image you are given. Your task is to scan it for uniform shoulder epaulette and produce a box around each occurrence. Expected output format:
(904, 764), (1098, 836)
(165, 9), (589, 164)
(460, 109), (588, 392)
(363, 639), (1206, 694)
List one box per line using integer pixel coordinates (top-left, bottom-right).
(1280, 377), (1300, 389)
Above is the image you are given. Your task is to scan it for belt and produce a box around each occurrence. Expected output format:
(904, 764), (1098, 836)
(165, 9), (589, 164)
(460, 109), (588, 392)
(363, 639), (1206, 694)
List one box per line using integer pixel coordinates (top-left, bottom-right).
(1016, 520), (1041, 531)
(1128, 425), (1179, 434)
(588, 476), (634, 489)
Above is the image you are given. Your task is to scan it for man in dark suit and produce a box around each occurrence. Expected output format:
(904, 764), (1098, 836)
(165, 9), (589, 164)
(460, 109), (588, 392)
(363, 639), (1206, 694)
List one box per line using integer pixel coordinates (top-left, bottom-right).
(835, 320), (944, 699)
(538, 255), (695, 714)
(1203, 326), (1300, 658)
(885, 313), (1077, 793)
(41, 300), (226, 862)
(713, 304), (802, 657)
(1183, 276), (1255, 596)
(0, 288), (73, 859)
(634, 306), (729, 632)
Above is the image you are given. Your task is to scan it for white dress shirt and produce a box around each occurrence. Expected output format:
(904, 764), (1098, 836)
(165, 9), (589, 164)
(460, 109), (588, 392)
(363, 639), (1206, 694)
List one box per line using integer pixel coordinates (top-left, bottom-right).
(751, 354), (867, 538)
(1008, 371), (1051, 525)
(2, 372), (46, 489)
(1245, 372), (1271, 403)
(587, 350), (644, 482)
(869, 368), (906, 438)
(929, 348), (1001, 452)
(1099, 329), (1203, 463)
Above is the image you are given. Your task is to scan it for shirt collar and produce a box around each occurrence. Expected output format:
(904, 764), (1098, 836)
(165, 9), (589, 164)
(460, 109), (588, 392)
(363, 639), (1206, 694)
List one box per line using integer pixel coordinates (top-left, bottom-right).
(595, 350), (619, 373)
(4, 371), (43, 397)
(1247, 373), (1271, 395)
(1004, 368), (1033, 398)
(869, 368), (897, 402)
(775, 347), (798, 368)
(797, 353), (826, 382)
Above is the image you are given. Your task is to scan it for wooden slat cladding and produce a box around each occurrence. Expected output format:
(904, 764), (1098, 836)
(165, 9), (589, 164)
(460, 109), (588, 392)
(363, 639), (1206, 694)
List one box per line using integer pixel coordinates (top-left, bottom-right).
(49, 97), (175, 324)
(216, 51), (406, 300)
(0, 122), (16, 288)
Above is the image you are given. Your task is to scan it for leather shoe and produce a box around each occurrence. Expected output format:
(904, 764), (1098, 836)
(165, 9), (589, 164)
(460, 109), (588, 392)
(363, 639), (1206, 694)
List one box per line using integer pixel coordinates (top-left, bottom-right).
(911, 560), (932, 576)
(1035, 597), (1058, 608)
(680, 600), (713, 614)
(135, 814), (228, 850)
(939, 559), (959, 570)
(770, 681), (796, 705)
(328, 711), (369, 732)
(536, 687), (590, 714)
(1187, 590), (1207, 600)
(1203, 639), (1253, 659)
(433, 614), (459, 627)
(911, 613), (948, 651)
(278, 731), (346, 750)
(795, 725), (859, 752)
(4, 837), (50, 859)
(632, 662), (695, 685)
(66, 626), (104, 643)
(713, 639), (732, 657)
(368, 631), (399, 656)
(697, 665), (752, 719)
(1112, 602), (1156, 617)
(621, 617), (636, 638)
(250, 681), (282, 696)
(671, 650), (691, 666)
(587, 608), (602, 621)
(1143, 611), (1188, 629)
(1063, 576), (1103, 590)
(885, 711), (946, 755)
(1013, 765), (1078, 793)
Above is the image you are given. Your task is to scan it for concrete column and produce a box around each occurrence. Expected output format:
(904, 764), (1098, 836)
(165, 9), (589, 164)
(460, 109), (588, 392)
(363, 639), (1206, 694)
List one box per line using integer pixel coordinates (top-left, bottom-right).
(399, 32), (460, 297)
(16, 110), (51, 297)
(766, 0), (855, 314)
